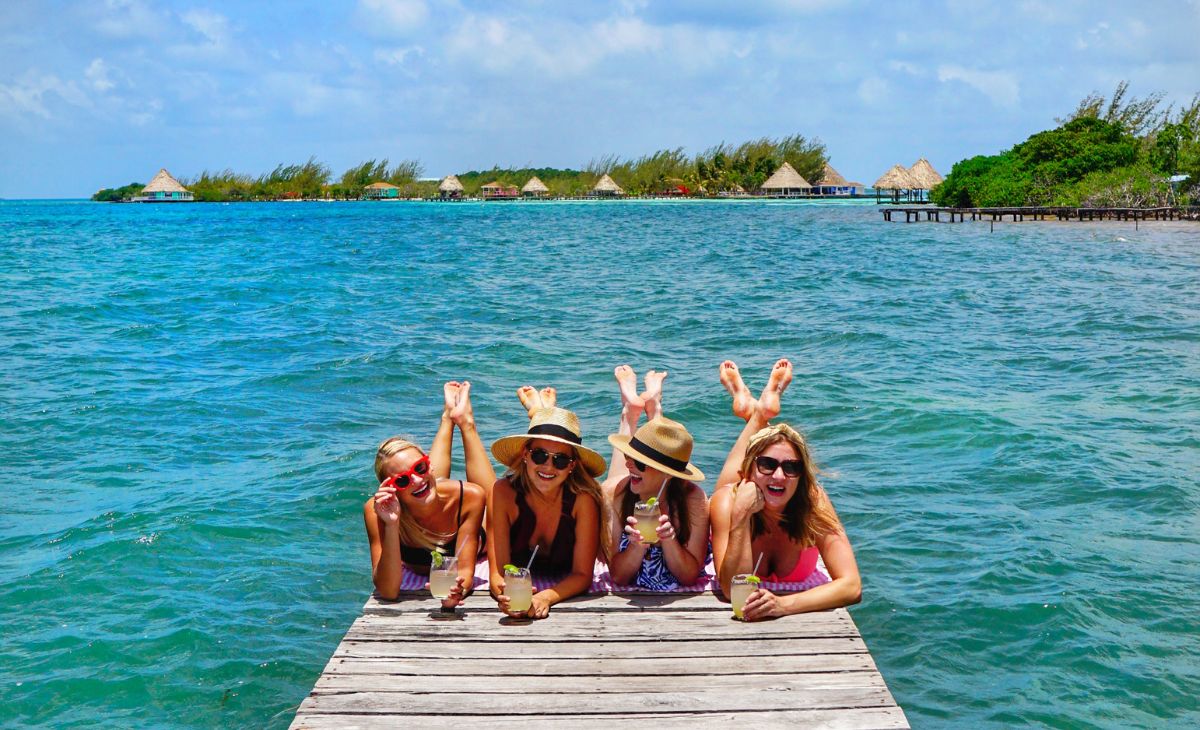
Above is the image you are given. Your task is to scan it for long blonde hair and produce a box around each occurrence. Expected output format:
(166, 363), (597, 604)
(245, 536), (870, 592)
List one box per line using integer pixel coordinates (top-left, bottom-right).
(739, 423), (841, 548)
(374, 436), (454, 552)
(504, 442), (612, 561)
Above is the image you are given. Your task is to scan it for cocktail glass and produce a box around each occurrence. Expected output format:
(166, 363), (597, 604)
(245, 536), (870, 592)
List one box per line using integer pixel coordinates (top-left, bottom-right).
(634, 500), (661, 544)
(429, 556), (458, 600)
(731, 573), (760, 620)
(505, 567), (533, 614)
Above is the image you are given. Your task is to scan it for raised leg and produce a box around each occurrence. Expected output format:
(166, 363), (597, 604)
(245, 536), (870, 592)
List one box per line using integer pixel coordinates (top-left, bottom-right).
(451, 381), (497, 493)
(718, 361), (756, 420)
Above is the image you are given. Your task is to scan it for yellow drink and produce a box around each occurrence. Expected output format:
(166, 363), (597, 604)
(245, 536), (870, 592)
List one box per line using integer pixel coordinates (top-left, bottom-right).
(506, 568), (533, 613)
(731, 574), (756, 620)
(429, 569), (457, 600)
(634, 501), (660, 544)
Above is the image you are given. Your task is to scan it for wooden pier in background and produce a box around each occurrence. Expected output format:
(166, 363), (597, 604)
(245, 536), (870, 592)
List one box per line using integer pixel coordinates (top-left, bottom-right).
(881, 205), (1199, 223)
(290, 593), (909, 728)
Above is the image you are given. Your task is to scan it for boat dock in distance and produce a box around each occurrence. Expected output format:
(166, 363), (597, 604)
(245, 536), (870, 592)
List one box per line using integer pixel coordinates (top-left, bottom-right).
(290, 592), (909, 728)
(881, 206), (1199, 223)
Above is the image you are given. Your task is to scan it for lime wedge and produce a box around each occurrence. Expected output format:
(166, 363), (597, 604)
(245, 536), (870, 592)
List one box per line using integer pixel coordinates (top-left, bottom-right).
(746, 575), (762, 585)
(430, 549), (445, 569)
(645, 497), (657, 508)
(503, 563), (519, 575)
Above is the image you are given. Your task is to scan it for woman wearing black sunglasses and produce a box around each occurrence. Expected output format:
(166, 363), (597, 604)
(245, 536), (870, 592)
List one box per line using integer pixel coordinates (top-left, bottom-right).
(364, 381), (491, 606)
(488, 403), (608, 619)
(710, 359), (862, 621)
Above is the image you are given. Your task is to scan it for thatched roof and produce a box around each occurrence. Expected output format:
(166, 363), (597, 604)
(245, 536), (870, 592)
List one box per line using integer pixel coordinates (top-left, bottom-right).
(761, 162), (811, 190)
(364, 181), (399, 190)
(873, 164), (921, 190)
(592, 174), (624, 194)
(522, 176), (549, 194)
(908, 158), (944, 189)
(816, 162), (850, 187)
(142, 168), (189, 194)
(439, 175), (464, 192)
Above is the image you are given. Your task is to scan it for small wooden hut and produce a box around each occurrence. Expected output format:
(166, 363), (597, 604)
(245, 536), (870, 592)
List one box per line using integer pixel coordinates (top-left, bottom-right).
(591, 174), (625, 197)
(521, 176), (550, 198)
(363, 181), (400, 200)
(873, 165), (923, 203)
(907, 159), (944, 200)
(438, 175), (464, 200)
(480, 181), (519, 199)
(813, 163), (859, 196)
(136, 169), (194, 202)
(760, 162), (811, 197)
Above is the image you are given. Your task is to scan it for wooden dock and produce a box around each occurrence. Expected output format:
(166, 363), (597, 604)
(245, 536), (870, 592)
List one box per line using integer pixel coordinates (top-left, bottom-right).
(290, 593), (908, 729)
(881, 205), (1199, 223)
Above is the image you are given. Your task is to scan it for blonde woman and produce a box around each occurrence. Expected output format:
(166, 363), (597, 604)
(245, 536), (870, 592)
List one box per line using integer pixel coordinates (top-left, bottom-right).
(710, 360), (862, 620)
(364, 381), (493, 607)
(488, 402), (607, 619)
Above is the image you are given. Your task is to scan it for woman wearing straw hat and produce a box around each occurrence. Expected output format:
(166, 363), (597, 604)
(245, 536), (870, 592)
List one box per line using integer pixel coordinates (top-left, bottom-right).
(365, 382), (491, 607)
(710, 359), (862, 620)
(604, 366), (709, 590)
(489, 404), (608, 619)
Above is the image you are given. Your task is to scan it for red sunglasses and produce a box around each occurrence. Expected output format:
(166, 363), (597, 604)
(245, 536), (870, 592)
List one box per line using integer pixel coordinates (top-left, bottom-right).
(382, 455), (430, 490)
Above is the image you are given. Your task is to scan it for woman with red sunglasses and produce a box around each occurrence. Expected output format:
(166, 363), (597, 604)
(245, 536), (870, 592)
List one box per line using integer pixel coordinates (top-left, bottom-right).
(709, 359), (862, 620)
(364, 381), (492, 607)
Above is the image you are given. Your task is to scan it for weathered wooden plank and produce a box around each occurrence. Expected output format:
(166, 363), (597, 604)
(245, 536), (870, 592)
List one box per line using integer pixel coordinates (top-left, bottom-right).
(313, 671), (888, 694)
(334, 637), (869, 659)
(295, 684), (895, 715)
(292, 706), (910, 729)
(320, 652), (879, 676)
(364, 592), (754, 614)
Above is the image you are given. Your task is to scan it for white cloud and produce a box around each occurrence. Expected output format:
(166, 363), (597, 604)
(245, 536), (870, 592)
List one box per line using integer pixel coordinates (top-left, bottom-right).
(373, 46), (425, 67)
(0, 70), (90, 120)
(85, 58), (115, 92)
(937, 65), (1020, 108)
(181, 9), (232, 48)
(857, 76), (888, 105)
(93, 0), (166, 39)
(355, 0), (428, 37)
(888, 60), (920, 76)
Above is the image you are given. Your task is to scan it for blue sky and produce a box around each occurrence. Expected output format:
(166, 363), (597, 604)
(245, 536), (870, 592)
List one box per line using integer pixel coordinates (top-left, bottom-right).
(2, 0), (1198, 198)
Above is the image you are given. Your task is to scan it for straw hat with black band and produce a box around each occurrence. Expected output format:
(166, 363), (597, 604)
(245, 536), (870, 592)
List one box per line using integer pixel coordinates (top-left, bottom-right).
(491, 407), (608, 477)
(608, 415), (705, 482)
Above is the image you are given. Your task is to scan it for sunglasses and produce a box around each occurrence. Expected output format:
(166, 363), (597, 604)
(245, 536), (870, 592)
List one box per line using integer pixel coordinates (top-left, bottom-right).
(529, 447), (574, 470)
(383, 455), (430, 490)
(754, 455), (803, 477)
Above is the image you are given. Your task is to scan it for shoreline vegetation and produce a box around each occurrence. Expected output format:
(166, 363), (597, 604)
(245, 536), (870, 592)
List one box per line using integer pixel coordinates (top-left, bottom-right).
(932, 83), (1199, 208)
(93, 134), (829, 203)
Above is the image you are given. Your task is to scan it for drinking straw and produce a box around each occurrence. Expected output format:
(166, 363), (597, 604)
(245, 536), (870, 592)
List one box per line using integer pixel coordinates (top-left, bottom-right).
(752, 552), (764, 577)
(654, 481), (668, 503)
(524, 544), (539, 573)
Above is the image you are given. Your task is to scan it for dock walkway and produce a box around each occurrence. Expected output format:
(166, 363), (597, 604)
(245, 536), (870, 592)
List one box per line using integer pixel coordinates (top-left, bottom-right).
(291, 593), (908, 728)
(881, 205), (1199, 223)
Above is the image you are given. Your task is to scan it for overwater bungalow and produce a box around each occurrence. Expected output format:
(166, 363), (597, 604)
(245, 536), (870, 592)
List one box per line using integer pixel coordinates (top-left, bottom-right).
(873, 164), (923, 203)
(521, 176), (550, 198)
(760, 162), (811, 197)
(591, 174), (625, 197)
(438, 175), (464, 200)
(480, 181), (519, 200)
(134, 169), (194, 202)
(363, 181), (400, 200)
(813, 162), (861, 196)
(907, 159), (944, 201)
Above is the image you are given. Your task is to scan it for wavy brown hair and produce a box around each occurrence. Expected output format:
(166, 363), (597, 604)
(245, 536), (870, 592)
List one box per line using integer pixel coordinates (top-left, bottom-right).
(738, 423), (841, 548)
(504, 443), (612, 561)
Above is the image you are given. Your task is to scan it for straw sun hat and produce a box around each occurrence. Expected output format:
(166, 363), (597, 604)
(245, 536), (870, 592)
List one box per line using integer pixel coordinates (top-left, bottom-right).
(608, 416), (705, 482)
(491, 407), (608, 477)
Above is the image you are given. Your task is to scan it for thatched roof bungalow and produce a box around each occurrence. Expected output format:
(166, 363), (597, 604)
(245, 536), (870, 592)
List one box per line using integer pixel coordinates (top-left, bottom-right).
(137, 168), (193, 202)
(480, 181), (519, 199)
(438, 175), (464, 199)
(874, 164), (923, 203)
(760, 162), (811, 196)
(363, 181), (400, 199)
(907, 158), (944, 190)
(813, 162), (860, 196)
(521, 176), (550, 197)
(591, 174), (625, 197)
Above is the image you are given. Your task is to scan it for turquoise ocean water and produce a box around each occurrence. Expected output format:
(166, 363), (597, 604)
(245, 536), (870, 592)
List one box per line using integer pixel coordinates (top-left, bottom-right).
(1, 199), (1197, 728)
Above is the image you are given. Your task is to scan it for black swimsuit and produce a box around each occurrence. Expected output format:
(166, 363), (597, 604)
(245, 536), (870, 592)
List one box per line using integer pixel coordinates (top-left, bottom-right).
(509, 488), (578, 575)
(399, 481), (486, 568)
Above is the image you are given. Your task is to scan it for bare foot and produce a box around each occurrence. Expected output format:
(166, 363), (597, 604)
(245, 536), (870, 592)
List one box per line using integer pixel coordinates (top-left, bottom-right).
(539, 387), (557, 409)
(517, 386), (543, 417)
(759, 358), (793, 420)
(444, 381), (462, 415)
(718, 361), (756, 421)
(614, 365), (645, 409)
(642, 370), (666, 420)
(449, 381), (474, 426)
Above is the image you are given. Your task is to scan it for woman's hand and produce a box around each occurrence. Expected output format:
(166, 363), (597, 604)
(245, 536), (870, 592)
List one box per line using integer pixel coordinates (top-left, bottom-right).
(439, 576), (467, 611)
(742, 588), (786, 622)
(654, 513), (677, 543)
(373, 486), (401, 526)
(623, 516), (649, 550)
(527, 593), (551, 620)
(730, 479), (764, 525)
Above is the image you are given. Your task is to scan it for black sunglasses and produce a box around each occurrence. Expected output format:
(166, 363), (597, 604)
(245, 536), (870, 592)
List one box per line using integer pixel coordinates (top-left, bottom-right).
(629, 458), (647, 472)
(754, 455), (803, 477)
(529, 447), (574, 470)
